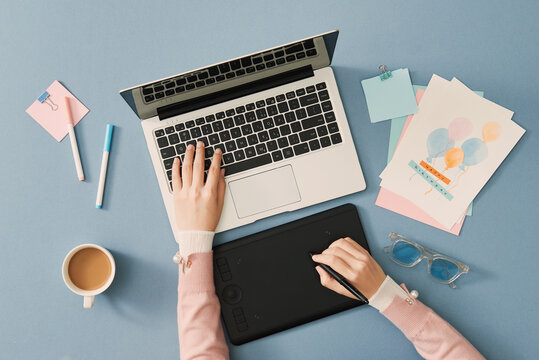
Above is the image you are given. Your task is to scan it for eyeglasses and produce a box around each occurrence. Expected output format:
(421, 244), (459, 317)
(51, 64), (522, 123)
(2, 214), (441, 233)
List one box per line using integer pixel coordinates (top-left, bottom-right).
(384, 232), (469, 288)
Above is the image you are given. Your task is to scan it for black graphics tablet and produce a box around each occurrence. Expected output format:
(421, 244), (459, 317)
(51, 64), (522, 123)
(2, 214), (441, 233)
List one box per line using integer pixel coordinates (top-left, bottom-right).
(213, 204), (370, 345)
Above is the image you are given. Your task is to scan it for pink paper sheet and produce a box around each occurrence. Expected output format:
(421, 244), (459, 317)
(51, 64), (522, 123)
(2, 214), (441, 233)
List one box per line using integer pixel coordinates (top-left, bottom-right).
(376, 89), (466, 235)
(26, 80), (89, 142)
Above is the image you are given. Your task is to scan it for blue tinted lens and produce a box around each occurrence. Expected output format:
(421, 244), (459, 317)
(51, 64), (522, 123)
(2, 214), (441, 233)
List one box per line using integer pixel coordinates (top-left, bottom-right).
(430, 259), (459, 281)
(392, 241), (421, 265)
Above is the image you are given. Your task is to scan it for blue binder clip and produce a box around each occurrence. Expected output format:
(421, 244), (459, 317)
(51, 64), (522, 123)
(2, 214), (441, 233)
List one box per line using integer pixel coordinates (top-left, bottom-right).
(38, 91), (58, 111)
(378, 64), (392, 81)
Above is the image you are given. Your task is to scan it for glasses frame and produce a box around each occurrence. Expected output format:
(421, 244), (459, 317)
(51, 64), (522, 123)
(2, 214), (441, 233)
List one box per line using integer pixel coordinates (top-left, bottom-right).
(384, 232), (469, 288)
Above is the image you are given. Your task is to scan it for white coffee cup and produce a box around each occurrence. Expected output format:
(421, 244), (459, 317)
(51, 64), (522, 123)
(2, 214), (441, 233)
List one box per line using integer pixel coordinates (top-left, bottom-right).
(62, 244), (116, 309)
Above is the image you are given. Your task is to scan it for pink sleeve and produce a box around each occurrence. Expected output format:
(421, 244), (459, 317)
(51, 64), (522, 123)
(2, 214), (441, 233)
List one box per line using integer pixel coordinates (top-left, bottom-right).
(177, 252), (229, 360)
(381, 285), (484, 360)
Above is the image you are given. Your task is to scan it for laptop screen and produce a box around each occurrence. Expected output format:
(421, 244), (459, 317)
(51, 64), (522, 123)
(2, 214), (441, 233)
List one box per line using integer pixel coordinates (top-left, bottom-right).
(120, 30), (339, 120)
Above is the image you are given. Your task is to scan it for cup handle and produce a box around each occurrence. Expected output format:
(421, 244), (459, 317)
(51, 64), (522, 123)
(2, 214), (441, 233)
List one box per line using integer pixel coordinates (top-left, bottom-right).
(83, 296), (95, 309)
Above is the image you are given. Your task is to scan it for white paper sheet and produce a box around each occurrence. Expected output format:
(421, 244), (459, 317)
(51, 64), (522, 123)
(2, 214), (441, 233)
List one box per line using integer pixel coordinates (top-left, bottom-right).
(380, 75), (525, 228)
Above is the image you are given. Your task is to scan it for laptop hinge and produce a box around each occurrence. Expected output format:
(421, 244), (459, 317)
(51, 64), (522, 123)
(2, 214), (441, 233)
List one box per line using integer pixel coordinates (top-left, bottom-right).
(157, 65), (314, 120)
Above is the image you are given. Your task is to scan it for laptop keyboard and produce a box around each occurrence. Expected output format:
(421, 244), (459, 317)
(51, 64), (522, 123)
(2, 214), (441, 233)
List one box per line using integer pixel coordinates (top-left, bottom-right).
(142, 39), (318, 104)
(154, 82), (342, 190)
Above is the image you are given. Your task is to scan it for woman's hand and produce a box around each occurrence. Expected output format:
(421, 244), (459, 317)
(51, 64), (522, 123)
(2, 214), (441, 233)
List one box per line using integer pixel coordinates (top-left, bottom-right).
(171, 141), (226, 231)
(312, 237), (386, 300)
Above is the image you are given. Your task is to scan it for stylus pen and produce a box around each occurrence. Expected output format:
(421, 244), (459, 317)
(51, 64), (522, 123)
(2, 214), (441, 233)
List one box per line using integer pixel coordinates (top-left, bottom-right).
(310, 253), (369, 304)
(64, 97), (85, 181)
(96, 124), (114, 209)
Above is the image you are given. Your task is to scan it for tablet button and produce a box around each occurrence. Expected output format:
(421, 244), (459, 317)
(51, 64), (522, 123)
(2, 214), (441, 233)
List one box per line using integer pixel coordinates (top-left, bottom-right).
(223, 285), (242, 305)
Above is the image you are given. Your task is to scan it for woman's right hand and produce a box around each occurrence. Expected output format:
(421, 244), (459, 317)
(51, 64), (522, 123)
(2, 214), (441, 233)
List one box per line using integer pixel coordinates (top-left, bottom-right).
(312, 237), (386, 300)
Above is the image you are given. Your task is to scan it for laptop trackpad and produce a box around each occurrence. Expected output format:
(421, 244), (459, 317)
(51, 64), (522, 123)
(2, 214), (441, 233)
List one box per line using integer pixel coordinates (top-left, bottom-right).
(229, 165), (301, 218)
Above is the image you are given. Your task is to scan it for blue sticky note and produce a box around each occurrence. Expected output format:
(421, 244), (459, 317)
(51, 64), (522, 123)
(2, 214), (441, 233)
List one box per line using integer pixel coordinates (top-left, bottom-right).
(361, 68), (417, 123)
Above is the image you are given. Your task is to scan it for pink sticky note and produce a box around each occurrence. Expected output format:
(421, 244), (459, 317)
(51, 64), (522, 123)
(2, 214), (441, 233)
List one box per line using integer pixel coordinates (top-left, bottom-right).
(376, 88), (466, 235)
(26, 80), (89, 142)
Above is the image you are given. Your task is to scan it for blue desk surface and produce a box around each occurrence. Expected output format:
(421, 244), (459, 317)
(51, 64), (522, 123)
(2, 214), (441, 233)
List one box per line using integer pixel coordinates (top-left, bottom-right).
(2, 1), (538, 359)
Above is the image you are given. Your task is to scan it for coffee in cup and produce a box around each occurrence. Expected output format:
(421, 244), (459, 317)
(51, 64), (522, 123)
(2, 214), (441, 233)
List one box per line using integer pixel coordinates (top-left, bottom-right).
(62, 244), (116, 308)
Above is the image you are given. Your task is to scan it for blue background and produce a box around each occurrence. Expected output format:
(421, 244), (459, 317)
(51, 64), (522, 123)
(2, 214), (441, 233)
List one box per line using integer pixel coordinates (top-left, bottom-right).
(1, 1), (538, 359)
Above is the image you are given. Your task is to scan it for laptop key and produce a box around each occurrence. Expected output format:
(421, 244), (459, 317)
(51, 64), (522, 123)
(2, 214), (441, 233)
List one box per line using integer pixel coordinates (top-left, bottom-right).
(216, 112), (226, 119)
(215, 143), (225, 154)
(296, 52), (306, 59)
(176, 143), (187, 154)
(286, 91), (296, 99)
(168, 133), (180, 145)
(177, 78), (187, 86)
(167, 170), (172, 181)
(288, 99), (300, 110)
(186, 121), (195, 128)
(272, 150), (283, 162)
(276, 58), (285, 65)
(258, 131), (269, 142)
(331, 133), (342, 144)
(165, 89), (174, 96)
(309, 139), (321, 151)
(317, 125), (328, 137)
(267, 105), (278, 116)
(231, 128), (242, 138)
(245, 111), (257, 122)
(286, 55), (295, 62)
(276, 94), (286, 102)
(165, 126), (175, 134)
(320, 136), (331, 148)
(224, 118), (234, 129)
(241, 125), (252, 136)
(230, 60), (241, 70)
(157, 137), (169, 148)
(205, 147), (214, 158)
(208, 66), (219, 76)
(226, 73), (235, 79)
(212, 121), (224, 132)
(277, 137), (289, 148)
(143, 87), (153, 95)
(175, 87), (185, 93)
(279, 124), (291, 136)
(236, 137), (248, 148)
(223, 153), (234, 164)
(246, 66), (255, 73)
(325, 111), (336, 123)
(236, 105), (246, 113)
(179, 130), (191, 141)
(263, 118), (274, 129)
(196, 117), (205, 125)
(209, 134), (220, 145)
(256, 143), (267, 154)
(256, 108), (268, 119)
(241, 57), (252, 67)
(256, 64), (265, 71)
(190, 127), (202, 138)
(246, 103), (255, 111)
(269, 128), (280, 139)
(219, 63), (230, 73)
(288, 134), (300, 145)
(285, 111), (296, 123)
(296, 88), (306, 96)
(224, 154), (272, 176)
(285, 43), (303, 54)
(299, 129), (317, 142)
(216, 75), (225, 82)
(299, 93), (318, 107)
(155, 129), (165, 137)
(295, 108), (307, 120)
(163, 158), (174, 170)
(175, 123), (185, 131)
(245, 147), (256, 158)
(274, 115), (285, 126)
(226, 109), (235, 117)
(293, 143), (310, 156)
(201, 124), (212, 135)
(278, 102), (289, 113)
(283, 147), (294, 158)
(304, 39), (315, 49)
(266, 97), (276, 105)
(198, 137), (209, 146)
(233, 150), (246, 161)
(306, 49), (317, 57)
(307, 104), (322, 116)
(145, 95), (155, 102)
(291, 122), (302, 133)
(328, 122), (339, 133)
(247, 134), (258, 145)
(220, 130), (231, 141)
(155, 85), (165, 91)
(267, 140), (278, 151)
(160, 146), (176, 159)
(322, 101), (333, 112)
(225, 141), (237, 152)
(234, 115), (246, 125)
(306, 85), (316, 93)
(301, 115), (325, 129)
(318, 90), (329, 101)
(252, 121), (263, 132)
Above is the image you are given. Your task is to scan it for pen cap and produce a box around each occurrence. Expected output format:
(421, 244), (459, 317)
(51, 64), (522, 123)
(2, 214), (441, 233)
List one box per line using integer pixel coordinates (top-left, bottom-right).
(103, 124), (114, 152)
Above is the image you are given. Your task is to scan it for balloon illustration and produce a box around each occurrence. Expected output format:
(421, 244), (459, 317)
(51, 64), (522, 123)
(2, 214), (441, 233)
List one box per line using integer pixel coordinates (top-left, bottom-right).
(448, 117), (473, 141)
(444, 147), (464, 170)
(461, 138), (488, 169)
(427, 128), (454, 163)
(482, 122), (501, 143)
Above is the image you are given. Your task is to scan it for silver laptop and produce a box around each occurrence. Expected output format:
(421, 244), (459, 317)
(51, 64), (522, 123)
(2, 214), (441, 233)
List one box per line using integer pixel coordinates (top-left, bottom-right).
(119, 30), (366, 237)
